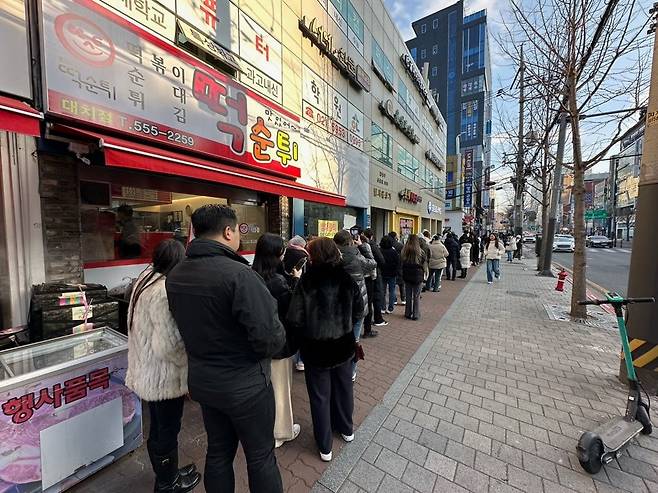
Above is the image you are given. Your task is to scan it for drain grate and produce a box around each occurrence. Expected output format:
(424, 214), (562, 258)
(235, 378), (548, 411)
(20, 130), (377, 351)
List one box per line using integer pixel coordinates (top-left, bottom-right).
(543, 303), (618, 330)
(507, 290), (539, 298)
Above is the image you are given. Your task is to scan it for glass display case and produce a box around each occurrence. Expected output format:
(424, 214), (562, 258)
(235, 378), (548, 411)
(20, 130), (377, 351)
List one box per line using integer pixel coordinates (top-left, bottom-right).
(0, 327), (142, 492)
(0, 328), (126, 384)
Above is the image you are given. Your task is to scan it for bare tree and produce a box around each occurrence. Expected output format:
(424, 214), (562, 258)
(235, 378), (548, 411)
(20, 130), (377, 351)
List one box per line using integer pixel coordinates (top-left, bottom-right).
(499, 0), (650, 318)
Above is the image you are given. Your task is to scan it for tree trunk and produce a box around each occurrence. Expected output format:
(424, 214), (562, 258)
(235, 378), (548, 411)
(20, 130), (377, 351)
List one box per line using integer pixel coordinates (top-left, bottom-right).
(568, 81), (588, 319)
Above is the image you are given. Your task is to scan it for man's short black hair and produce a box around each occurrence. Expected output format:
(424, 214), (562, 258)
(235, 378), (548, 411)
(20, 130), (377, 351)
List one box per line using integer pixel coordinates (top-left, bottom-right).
(117, 204), (133, 217)
(333, 229), (352, 247)
(192, 204), (237, 238)
(388, 231), (398, 239)
(363, 228), (374, 240)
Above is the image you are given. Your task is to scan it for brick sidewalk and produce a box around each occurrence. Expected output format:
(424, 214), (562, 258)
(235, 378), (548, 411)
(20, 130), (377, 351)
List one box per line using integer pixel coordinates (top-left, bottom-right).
(70, 269), (476, 493)
(313, 259), (658, 493)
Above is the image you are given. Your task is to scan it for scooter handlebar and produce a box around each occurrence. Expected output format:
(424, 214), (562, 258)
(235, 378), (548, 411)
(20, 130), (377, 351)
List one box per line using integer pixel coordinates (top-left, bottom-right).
(577, 297), (655, 306)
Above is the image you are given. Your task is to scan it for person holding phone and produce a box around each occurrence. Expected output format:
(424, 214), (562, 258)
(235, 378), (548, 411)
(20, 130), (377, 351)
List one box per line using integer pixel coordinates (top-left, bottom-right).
(282, 235), (309, 371)
(252, 233), (302, 449)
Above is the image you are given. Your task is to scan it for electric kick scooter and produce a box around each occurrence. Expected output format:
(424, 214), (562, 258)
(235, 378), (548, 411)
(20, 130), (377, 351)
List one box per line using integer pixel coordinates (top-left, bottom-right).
(576, 292), (656, 474)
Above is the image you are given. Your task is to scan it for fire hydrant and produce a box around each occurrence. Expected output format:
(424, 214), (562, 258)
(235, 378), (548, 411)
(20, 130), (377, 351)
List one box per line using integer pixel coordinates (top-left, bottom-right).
(556, 268), (568, 292)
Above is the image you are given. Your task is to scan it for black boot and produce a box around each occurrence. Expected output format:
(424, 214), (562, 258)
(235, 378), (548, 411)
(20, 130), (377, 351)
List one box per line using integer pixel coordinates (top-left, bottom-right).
(148, 442), (197, 480)
(152, 450), (201, 493)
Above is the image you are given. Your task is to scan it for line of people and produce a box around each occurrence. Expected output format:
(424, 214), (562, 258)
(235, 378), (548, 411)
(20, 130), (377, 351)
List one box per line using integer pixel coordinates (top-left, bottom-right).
(122, 204), (509, 493)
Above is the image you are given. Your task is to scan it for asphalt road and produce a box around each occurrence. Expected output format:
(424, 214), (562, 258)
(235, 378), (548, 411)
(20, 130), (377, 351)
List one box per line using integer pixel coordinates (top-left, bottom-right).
(552, 246), (632, 295)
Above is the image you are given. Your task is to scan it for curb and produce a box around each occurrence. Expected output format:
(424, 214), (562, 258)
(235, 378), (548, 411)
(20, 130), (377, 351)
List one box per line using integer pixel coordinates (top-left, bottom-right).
(552, 261), (616, 315)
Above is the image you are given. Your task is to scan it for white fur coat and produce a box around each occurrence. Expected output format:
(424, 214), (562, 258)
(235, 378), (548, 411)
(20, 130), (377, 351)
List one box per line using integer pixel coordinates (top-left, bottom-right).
(125, 268), (188, 401)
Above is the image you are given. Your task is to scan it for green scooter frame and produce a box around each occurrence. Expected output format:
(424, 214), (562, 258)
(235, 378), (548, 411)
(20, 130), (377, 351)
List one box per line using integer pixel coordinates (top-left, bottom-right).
(576, 292), (655, 474)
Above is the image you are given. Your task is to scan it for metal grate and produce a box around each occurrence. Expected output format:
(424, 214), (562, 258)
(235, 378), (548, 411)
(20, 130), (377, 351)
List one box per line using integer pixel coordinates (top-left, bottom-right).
(543, 303), (619, 331)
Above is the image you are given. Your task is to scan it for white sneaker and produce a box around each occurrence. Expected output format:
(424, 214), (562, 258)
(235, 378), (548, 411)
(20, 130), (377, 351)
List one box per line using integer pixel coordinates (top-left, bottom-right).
(295, 362), (305, 371)
(380, 309), (387, 315)
(352, 372), (357, 382)
(488, 281), (493, 284)
(275, 423), (301, 448)
(400, 301), (406, 305)
(320, 451), (332, 462)
(374, 321), (389, 327)
(342, 433), (355, 442)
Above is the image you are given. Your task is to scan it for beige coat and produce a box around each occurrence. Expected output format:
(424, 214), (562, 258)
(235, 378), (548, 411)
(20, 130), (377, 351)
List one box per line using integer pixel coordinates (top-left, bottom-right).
(428, 241), (449, 269)
(125, 268), (188, 401)
(484, 241), (505, 260)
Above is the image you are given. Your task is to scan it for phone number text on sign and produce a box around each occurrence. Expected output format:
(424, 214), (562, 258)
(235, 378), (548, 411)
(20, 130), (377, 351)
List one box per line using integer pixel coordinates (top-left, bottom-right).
(42, 0), (302, 178)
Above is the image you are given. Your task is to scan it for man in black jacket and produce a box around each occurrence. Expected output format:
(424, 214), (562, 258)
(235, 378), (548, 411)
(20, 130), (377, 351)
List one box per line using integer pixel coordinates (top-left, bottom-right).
(166, 205), (285, 493)
(362, 228), (388, 335)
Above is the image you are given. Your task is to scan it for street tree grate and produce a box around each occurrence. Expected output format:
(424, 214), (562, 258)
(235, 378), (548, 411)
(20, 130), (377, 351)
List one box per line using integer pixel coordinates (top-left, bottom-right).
(543, 303), (619, 331)
(507, 290), (539, 299)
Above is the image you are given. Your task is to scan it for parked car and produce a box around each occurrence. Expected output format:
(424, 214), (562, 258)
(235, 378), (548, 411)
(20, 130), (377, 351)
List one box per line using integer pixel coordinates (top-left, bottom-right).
(522, 235), (536, 244)
(553, 235), (575, 252)
(586, 235), (613, 248)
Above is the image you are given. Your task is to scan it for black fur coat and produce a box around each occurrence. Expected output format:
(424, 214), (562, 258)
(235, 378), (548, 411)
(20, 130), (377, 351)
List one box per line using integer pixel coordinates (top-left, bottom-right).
(287, 263), (365, 368)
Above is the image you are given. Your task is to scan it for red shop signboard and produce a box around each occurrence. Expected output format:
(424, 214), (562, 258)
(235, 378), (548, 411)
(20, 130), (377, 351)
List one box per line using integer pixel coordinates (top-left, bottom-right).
(41, 0), (301, 179)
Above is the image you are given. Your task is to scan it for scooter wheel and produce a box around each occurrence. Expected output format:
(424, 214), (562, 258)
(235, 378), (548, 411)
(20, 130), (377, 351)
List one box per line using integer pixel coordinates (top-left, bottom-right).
(577, 438), (603, 474)
(637, 402), (652, 435)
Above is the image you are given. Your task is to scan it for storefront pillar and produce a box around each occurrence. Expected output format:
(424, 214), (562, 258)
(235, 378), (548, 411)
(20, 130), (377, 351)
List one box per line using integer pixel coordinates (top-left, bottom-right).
(356, 208), (368, 230)
(0, 132), (45, 331)
(292, 198), (305, 237)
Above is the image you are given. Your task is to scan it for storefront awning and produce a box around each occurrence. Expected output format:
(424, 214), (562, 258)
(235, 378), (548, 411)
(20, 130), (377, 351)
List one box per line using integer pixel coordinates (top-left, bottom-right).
(52, 125), (346, 206)
(0, 95), (43, 136)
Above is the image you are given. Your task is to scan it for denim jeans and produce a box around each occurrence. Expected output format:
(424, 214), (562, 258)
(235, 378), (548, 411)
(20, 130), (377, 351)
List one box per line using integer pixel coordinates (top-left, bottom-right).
(425, 268), (443, 291)
(506, 250), (513, 262)
(352, 318), (364, 377)
(383, 276), (397, 311)
(486, 259), (500, 282)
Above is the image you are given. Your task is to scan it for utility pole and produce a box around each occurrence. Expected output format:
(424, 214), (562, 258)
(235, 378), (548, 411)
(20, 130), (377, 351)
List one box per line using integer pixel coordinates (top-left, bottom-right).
(538, 112), (568, 277)
(514, 46), (525, 242)
(626, 3), (658, 365)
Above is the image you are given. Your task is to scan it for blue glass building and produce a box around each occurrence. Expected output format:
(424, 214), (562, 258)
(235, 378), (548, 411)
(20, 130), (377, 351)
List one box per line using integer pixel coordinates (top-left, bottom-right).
(406, 2), (491, 228)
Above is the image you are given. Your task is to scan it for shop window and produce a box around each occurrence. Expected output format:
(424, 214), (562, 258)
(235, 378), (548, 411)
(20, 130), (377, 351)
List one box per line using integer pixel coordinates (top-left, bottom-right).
(79, 180), (267, 264)
(304, 203), (360, 237)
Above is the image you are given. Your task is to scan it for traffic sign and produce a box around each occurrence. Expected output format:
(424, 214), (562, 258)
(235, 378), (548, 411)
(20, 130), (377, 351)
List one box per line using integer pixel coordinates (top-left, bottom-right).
(584, 209), (608, 220)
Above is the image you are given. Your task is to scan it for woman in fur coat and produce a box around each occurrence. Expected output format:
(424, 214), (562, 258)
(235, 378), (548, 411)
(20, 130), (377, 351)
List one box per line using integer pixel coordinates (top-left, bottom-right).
(126, 239), (201, 493)
(287, 237), (365, 463)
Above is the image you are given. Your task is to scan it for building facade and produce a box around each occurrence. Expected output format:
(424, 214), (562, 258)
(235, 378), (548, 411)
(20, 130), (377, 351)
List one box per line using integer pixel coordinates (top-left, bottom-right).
(610, 122), (644, 239)
(0, 0), (446, 332)
(406, 1), (491, 232)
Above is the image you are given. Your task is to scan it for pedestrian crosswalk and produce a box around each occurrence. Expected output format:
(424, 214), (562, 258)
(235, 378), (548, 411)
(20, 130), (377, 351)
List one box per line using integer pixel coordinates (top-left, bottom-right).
(589, 248), (632, 254)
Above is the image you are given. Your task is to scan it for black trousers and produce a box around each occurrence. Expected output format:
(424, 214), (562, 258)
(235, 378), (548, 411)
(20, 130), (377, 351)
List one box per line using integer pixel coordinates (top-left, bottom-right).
(446, 257), (458, 280)
(405, 282), (422, 319)
(147, 397), (185, 456)
(396, 278), (406, 301)
(364, 278), (384, 334)
(200, 385), (283, 493)
(305, 359), (354, 454)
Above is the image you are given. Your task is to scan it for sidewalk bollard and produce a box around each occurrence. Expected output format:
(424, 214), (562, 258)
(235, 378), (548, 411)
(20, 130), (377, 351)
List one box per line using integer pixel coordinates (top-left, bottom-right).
(556, 268), (567, 292)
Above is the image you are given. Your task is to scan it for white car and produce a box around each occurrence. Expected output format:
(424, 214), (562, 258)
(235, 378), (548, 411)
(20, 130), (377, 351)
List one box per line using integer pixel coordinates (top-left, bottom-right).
(553, 235), (575, 252)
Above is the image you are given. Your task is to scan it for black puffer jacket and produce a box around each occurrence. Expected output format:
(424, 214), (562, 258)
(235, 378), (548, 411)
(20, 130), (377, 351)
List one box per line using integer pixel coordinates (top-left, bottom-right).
(381, 247), (400, 278)
(445, 236), (461, 259)
(287, 264), (365, 368)
(338, 244), (376, 316)
(264, 273), (298, 360)
(166, 239), (285, 406)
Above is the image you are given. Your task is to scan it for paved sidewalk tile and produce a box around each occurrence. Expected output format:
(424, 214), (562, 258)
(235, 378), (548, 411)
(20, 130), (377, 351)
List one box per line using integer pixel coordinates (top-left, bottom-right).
(316, 259), (658, 493)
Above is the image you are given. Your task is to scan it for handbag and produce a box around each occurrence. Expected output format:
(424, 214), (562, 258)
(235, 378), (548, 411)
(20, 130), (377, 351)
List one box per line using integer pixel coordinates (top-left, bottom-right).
(355, 341), (365, 361)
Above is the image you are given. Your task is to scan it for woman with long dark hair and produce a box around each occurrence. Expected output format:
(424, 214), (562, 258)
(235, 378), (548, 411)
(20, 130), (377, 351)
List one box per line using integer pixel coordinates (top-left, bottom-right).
(126, 239), (201, 493)
(401, 234), (426, 320)
(252, 233), (302, 448)
(287, 237), (365, 462)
